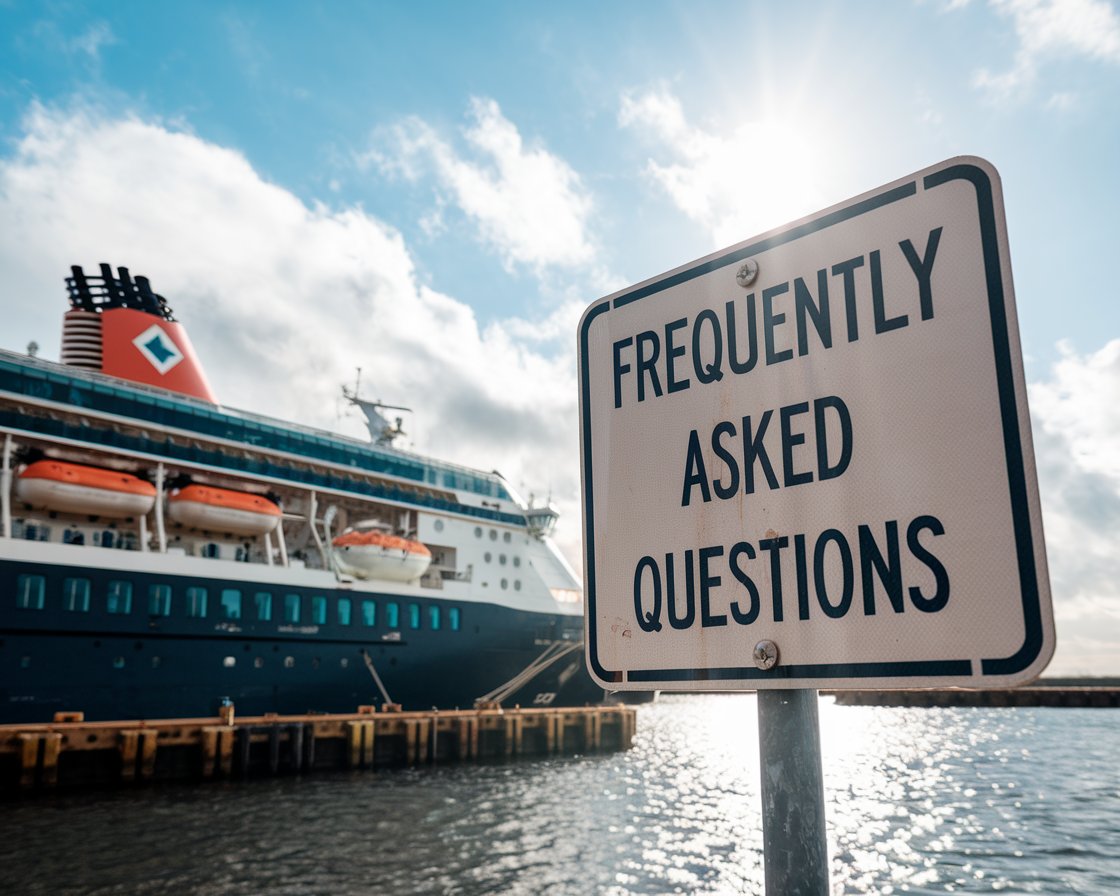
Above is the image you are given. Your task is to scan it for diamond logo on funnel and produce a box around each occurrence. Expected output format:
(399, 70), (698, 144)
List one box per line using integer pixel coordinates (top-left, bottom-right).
(133, 324), (184, 374)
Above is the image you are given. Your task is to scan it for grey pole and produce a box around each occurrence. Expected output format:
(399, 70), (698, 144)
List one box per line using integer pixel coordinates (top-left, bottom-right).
(757, 688), (830, 895)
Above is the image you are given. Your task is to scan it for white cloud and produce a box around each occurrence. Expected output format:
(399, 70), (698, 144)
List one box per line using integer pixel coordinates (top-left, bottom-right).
(0, 102), (588, 562)
(973, 0), (1120, 99)
(1029, 339), (1120, 675)
(368, 97), (595, 274)
(618, 88), (827, 249)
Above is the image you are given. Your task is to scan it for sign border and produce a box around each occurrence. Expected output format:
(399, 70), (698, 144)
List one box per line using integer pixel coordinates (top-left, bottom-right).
(579, 157), (1049, 688)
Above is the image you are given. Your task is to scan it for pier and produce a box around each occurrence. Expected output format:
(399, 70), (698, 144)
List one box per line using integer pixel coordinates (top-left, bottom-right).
(827, 686), (1120, 708)
(0, 703), (636, 794)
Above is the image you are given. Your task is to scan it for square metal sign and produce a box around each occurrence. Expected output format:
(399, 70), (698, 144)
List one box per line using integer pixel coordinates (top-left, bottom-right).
(578, 156), (1054, 691)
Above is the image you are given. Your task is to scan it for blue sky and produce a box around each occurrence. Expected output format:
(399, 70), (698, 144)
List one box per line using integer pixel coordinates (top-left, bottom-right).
(1, 0), (1118, 674)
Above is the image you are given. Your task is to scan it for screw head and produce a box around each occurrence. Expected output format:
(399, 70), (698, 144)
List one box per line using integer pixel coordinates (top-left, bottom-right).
(736, 259), (759, 287)
(753, 639), (779, 671)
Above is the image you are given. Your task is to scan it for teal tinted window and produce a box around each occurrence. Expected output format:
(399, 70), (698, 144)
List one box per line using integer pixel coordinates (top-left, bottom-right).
(16, 574), (45, 610)
(408, 603), (421, 630)
(64, 577), (91, 612)
(386, 602), (400, 629)
(284, 593), (301, 623)
(186, 587), (208, 618)
(254, 592), (273, 621)
(429, 605), (441, 631)
(311, 595), (327, 625)
(107, 580), (133, 614)
(360, 600), (376, 627)
(148, 584), (172, 616)
(220, 589), (242, 620)
(337, 598), (352, 626)
(448, 607), (461, 631)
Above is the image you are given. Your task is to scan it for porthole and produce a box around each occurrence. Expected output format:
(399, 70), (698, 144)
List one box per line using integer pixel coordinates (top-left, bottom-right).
(254, 657), (264, 669)
(284, 656), (295, 668)
(489, 529), (498, 541)
(474, 526), (483, 538)
(223, 656), (236, 668)
(503, 532), (511, 543)
(514, 580), (521, 591)
(151, 656), (162, 669)
(340, 657), (349, 668)
(19, 656), (30, 669)
(434, 520), (445, 532)
(513, 557), (521, 568)
(501, 578), (508, 590)
(484, 552), (492, 563)
(112, 656), (125, 669)
(499, 554), (507, 565)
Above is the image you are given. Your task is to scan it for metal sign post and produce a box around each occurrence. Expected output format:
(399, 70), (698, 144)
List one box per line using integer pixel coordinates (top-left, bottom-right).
(757, 689), (829, 894)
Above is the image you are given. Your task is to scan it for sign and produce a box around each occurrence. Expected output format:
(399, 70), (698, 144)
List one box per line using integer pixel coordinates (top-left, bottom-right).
(578, 156), (1054, 691)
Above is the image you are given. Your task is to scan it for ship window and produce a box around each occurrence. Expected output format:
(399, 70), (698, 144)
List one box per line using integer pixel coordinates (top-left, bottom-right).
(484, 552), (492, 563)
(503, 532), (511, 543)
(449, 607), (461, 631)
(254, 592), (273, 622)
(361, 600), (376, 627)
(64, 577), (91, 612)
(386, 602), (400, 629)
(16, 575), (45, 610)
(203, 543), (220, 559)
(408, 603), (421, 630)
(489, 529), (497, 541)
(186, 587), (208, 618)
(113, 656), (125, 669)
(311, 595), (327, 625)
(20, 656), (31, 669)
(474, 527), (482, 538)
(223, 656), (236, 668)
(514, 580), (521, 591)
(434, 519), (444, 532)
(500, 578), (508, 590)
(340, 657), (349, 668)
(107, 580), (133, 614)
(102, 530), (115, 549)
(284, 656), (295, 668)
(148, 584), (172, 616)
(284, 593), (301, 624)
(499, 554), (507, 565)
(254, 657), (264, 668)
(221, 589), (242, 620)
(429, 605), (441, 631)
(513, 557), (521, 568)
(337, 598), (352, 626)
(152, 656), (161, 668)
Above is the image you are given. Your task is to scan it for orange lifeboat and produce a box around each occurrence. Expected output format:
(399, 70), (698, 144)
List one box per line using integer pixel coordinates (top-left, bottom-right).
(332, 528), (432, 582)
(167, 484), (281, 536)
(15, 460), (156, 518)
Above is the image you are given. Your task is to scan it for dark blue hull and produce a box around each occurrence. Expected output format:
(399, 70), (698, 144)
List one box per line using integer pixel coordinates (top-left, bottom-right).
(1, 558), (603, 724)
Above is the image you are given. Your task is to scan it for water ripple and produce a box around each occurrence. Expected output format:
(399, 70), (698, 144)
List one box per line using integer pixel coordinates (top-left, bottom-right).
(1, 695), (1118, 894)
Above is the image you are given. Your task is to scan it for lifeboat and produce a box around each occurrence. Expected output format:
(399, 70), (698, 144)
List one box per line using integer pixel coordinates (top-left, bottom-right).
(167, 484), (281, 536)
(15, 460), (156, 518)
(332, 528), (432, 582)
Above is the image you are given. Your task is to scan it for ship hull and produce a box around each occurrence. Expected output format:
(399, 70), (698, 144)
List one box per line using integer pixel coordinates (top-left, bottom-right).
(0, 550), (604, 724)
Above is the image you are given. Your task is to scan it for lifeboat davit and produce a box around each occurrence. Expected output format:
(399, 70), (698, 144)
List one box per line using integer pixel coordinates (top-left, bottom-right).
(15, 460), (156, 518)
(332, 528), (432, 582)
(167, 484), (281, 536)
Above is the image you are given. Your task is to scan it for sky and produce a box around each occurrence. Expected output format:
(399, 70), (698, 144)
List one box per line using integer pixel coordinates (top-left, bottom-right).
(0, 0), (1118, 676)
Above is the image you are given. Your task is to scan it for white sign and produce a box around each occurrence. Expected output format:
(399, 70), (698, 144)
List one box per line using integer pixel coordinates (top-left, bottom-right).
(579, 156), (1054, 691)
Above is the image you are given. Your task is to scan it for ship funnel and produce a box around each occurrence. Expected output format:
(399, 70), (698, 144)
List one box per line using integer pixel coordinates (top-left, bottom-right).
(60, 264), (217, 403)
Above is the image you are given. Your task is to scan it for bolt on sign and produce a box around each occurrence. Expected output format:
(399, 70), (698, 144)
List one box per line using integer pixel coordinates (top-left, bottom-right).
(578, 157), (1054, 691)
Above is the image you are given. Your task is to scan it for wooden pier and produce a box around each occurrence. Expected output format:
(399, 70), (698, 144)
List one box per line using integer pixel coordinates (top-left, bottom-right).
(0, 703), (636, 794)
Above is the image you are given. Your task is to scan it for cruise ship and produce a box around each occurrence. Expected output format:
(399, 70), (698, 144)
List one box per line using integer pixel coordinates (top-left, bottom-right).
(0, 264), (603, 723)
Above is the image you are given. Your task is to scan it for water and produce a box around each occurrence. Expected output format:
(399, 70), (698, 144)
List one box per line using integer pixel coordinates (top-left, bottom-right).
(3, 694), (1118, 895)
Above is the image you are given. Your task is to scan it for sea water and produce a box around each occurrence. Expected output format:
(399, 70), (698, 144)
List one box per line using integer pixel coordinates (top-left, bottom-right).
(3, 694), (1117, 895)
